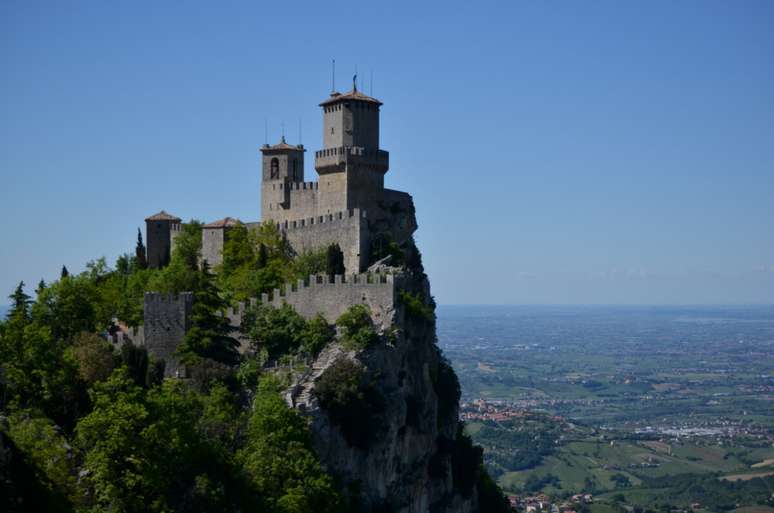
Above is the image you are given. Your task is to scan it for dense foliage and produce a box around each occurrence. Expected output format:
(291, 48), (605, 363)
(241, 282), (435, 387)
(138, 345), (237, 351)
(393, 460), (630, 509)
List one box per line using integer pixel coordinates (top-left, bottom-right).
(313, 359), (385, 449)
(0, 225), (507, 512)
(335, 304), (379, 351)
(0, 226), (344, 513)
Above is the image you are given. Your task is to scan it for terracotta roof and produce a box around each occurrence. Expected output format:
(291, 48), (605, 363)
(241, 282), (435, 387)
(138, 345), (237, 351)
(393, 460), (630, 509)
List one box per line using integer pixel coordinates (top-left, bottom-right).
(145, 210), (181, 222)
(203, 217), (240, 229)
(319, 89), (382, 107)
(261, 136), (305, 152)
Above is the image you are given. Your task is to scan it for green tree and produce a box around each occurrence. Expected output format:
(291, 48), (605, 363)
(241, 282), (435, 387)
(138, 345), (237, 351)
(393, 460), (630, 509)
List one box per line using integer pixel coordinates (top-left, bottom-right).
(220, 222), (254, 276)
(178, 262), (239, 366)
(135, 227), (148, 269)
(5, 411), (80, 504)
(121, 340), (149, 387)
(300, 314), (335, 356)
(293, 247), (327, 280)
(325, 243), (345, 277)
(8, 281), (32, 322)
(76, 369), (173, 512)
(0, 310), (80, 425)
(175, 220), (204, 271)
(243, 303), (306, 359)
(34, 275), (99, 341)
(60, 265), (69, 279)
(238, 375), (342, 513)
(336, 304), (378, 351)
(70, 332), (115, 385)
(257, 243), (268, 268)
(313, 359), (385, 449)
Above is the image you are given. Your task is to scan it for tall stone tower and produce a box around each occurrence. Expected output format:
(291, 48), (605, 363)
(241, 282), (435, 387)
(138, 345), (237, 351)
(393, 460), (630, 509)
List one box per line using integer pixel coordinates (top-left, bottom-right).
(315, 85), (389, 210)
(145, 210), (181, 269)
(260, 136), (306, 219)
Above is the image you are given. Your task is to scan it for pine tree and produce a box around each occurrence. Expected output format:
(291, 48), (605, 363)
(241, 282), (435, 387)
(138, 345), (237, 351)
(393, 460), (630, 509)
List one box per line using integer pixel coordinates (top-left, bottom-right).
(326, 243), (345, 277)
(178, 261), (239, 365)
(257, 243), (268, 269)
(135, 228), (148, 270)
(61, 265), (69, 279)
(8, 281), (31, 322)
(36, 279), (46, 296)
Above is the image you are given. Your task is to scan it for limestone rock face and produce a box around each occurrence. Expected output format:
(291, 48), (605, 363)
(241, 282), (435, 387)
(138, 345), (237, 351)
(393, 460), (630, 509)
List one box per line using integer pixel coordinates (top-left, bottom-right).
(287, 272), (479, 513)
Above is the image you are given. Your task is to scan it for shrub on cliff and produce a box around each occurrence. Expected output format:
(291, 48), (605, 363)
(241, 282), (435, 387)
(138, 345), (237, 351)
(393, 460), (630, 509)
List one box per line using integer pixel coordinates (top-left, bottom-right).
(335, 304), (378, 351)
(313, 359), (385, 449)
(243, 303), (306, 359)
(239, 375), (343, 513)
(434, 357), (461, 427)
(398, 290), (435, 322)
(300, 314), (335, 357)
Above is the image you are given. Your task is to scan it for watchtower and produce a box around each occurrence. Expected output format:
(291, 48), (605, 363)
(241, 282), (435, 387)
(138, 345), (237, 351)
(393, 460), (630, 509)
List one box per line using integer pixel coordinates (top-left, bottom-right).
(315, 83), (389, 210)
(145, 210), (182, 269)
(260, 136), (306, 218)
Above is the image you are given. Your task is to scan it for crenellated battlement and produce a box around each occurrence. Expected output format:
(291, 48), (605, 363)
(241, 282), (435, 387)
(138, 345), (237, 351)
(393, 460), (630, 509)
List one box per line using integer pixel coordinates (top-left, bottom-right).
(225, 272), (400, 330)
(275, 208), (365, 232)
(314, 146), (389, 174)
(144, 291), (193, 304)
(270, 181), (320, 191)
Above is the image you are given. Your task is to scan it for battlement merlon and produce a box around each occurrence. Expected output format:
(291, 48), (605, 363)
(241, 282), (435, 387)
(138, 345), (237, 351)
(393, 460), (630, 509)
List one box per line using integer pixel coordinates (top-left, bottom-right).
(314, 146), (389, 175)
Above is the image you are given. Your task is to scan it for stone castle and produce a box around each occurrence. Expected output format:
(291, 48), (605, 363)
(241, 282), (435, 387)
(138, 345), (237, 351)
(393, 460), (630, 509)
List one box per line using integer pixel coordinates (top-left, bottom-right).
(137, 84), (417, 373)
(130, 87), (486, 513)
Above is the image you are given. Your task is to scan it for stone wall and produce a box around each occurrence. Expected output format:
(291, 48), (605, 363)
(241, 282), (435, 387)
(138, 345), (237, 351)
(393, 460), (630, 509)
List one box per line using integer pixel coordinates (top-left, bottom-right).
(225, 273), (400, 329)
(146, 220), (181, 269)
(201, 227), (225, 267)
(276, 208), (370, 273)
(142, 292), (193, 377)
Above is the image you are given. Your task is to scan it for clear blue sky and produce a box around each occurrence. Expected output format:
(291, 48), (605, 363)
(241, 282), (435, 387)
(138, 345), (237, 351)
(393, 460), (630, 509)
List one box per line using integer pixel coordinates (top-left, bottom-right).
(2, 0), (773, 305)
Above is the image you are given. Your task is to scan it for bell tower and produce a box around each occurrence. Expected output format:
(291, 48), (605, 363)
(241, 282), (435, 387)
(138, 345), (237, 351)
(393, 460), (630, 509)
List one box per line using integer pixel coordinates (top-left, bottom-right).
(260, 136), (305, 220)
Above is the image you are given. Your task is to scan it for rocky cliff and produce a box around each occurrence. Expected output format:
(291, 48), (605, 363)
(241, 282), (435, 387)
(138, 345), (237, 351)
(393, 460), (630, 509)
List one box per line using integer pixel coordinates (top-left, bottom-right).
(285, 256), (484, 513)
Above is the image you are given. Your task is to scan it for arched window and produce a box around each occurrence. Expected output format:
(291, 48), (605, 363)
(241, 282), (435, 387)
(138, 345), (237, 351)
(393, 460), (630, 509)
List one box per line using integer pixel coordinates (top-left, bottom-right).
(270, 158), (279, 179)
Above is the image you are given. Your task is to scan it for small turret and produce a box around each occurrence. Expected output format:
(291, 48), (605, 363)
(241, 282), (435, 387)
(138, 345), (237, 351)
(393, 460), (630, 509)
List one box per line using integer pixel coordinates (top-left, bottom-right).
(145, 210), (181, 269)
(260, 137), (306, 219)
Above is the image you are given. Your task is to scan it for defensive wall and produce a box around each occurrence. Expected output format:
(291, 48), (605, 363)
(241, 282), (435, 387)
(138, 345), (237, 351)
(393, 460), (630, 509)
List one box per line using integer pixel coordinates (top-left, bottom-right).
(251, 208), (370, 274)
(142, 292), (193, 377)
(224, 272), (400, 331)
(138, 274), (400, 367)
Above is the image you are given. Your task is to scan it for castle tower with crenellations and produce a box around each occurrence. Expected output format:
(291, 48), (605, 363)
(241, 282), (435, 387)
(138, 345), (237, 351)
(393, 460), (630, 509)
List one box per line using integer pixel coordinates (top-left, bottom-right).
(260, 85), (391, 226)
(139, 85), (417, 371)
(146, 86), (413, 276)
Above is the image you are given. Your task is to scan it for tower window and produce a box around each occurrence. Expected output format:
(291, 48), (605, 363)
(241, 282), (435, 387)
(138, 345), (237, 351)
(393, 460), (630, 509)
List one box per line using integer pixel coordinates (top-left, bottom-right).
(292, 159), (298, 180)
(270, 158), (279, 179)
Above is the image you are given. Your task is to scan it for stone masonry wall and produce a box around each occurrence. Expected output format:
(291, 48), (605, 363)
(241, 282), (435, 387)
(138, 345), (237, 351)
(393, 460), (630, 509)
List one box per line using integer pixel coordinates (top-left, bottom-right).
(201, 227), (225, 267)
(142, 292), (193, 377)
(225, 273), (400, 332)
(275, 208), (370, 273)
